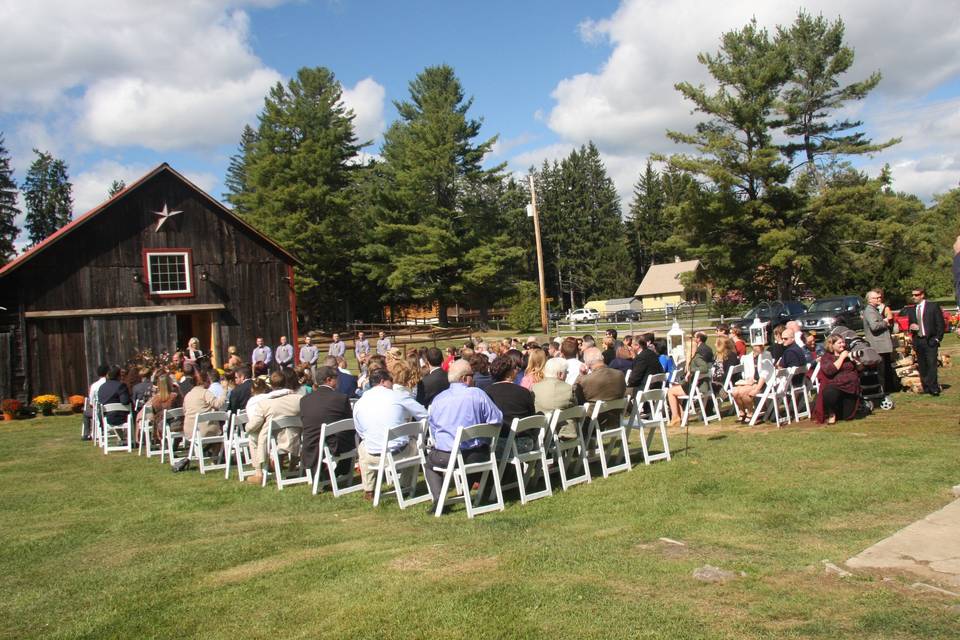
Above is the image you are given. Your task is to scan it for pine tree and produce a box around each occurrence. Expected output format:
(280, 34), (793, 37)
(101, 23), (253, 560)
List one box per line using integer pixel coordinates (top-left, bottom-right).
(223, 124), (257, 215)
(22, 149), (72, 245)
(108, 179), (125, 197)
(627, 160), (666, 281)
(0, 134), (20, 264)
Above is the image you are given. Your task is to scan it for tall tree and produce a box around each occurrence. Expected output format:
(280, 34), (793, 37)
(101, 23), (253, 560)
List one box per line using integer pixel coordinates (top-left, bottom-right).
(627, 160), (666, 281)
(358, 65), (501, 324)
(0, 134), (20, 264)
(222, 124), (258, 216)
(22, 149), (72, 246)
(108, 179), (125, 197)
(234, 67), (364, 323)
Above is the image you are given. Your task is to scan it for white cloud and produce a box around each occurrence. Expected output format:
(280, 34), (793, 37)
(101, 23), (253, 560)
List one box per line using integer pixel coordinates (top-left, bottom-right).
(340, 77), (386, 145)
(71, 159), (151, 215)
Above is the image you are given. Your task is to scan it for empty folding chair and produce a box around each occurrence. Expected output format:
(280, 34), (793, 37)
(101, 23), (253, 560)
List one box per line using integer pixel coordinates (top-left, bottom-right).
(643, 373), (668, 393)
(99, 403), (133, 454)
(676, 371), (711, 428)
(809, 360), (822, 394)
(373, 420), (433, 509)
(749, 368), (792, 427)
(788, 364), (811, 421)
(546, 406), (591, 491)
(161, 407), (186, 465)
(720, 364), (744, 417)
(187, 411), (230, 475)
(497, 415), (552, 505)
(91, 399), (103, 447)
(584, 398), (631, 478)
(137, 405), (163, 458)
(431, 422), (504, 518)
(632, 388), (671, 464)
(264, 415), (307, 489)
(224, 412), (254, 481)
(311, 418), (363, 497)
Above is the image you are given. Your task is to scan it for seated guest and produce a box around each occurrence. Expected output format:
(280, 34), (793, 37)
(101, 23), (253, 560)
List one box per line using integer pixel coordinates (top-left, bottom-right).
(711, 336), (740, 391)
(803, 333), (823, 366)
(228, 365), (253, 414)
(82, 364), (110, 440)
(533, 357), (577, 440)
(506, 349), (525, 386)
(353, 368), (427, 500)
(207, 368), (225, 399)
(145, 374), (181, 442)
(768, 325), (786, 364)
(333, 356), (358, 398)
(177, 363), (195, 397)
(626, 335), (663, 391)
(468, 353), (493, 390)
(521, 347), (546, 391)
(601, 335), (617, 365)
(225, 345), (243, 371)
(779, 328), (808, 385)
(182, 369), (226, 455)
(667, 332), (713, 426)
(655, 339), (675, 378)
(300, 365), (354, 487)
(441, 346), (456, 372)
(575, 347), (627, 432)
(561, 336), (583, 385)
(609, 346), (634, 377)
(729, 344), (774, 421)
(244, 370), (302, 484)
(391, 358), (422, 399)
(416, 347), (448, 407)
(484, 355), (536, 442)
(730, 326), (747, 357)
(424, 360), (503, 512)
(296, 366), (314, 395)
(131, 367), (153, 410)
(98, 365), (132, 427)
(813, 334), (861, 424)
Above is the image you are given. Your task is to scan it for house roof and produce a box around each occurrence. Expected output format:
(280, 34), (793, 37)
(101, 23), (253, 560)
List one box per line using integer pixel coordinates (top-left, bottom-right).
(633, 260), (702, 297)
(605, 297), (637, 305)
(0, 163), (302, 279)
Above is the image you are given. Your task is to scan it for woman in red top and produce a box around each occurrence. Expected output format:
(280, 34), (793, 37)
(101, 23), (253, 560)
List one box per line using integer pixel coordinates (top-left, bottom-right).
(813, 334), (861, 424)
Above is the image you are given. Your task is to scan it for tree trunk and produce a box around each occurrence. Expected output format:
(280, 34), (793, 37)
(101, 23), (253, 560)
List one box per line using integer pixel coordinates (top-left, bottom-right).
(437, 300), (448, 327)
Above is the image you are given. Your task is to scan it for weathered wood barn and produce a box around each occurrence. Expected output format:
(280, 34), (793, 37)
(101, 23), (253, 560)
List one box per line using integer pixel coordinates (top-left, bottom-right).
(0, 163), (301, 401)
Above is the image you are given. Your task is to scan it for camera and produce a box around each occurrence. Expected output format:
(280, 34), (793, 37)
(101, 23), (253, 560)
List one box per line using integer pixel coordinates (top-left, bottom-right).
(829, 327), (881, 366)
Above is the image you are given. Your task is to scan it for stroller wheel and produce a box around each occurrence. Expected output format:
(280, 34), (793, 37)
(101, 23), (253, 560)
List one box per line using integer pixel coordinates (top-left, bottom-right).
(880, 396), (894, 410)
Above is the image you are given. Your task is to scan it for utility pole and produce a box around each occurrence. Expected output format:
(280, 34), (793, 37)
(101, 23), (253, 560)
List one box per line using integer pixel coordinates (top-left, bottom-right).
(528, 174), (549, 335)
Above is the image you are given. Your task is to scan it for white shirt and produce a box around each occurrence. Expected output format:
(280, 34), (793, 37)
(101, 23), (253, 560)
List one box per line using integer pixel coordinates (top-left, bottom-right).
(564, 358), (583, 385)
(208, 382), (225, 399)
(89, 377), (106, 406)
(353, 384), (427, 455)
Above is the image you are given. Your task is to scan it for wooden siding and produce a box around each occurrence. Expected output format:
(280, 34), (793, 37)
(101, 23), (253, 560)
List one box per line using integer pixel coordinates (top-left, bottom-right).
(27, 318), (86, 400)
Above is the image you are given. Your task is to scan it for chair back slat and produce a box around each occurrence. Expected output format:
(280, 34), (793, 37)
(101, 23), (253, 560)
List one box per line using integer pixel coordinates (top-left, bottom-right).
(458, 422), (500, 441)
(271, 415), (303, 430)
(321, 418), (355, 436)
(102, 403), (131, 413)
(196, 411), (230, 424)
(511, 415), (549, 436)
(386, 420), (426, 441)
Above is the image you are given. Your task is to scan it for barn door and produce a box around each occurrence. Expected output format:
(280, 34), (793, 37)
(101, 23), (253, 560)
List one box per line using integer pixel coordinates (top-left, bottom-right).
(0, 332), (12, 399)
(28, 318), (86, 401)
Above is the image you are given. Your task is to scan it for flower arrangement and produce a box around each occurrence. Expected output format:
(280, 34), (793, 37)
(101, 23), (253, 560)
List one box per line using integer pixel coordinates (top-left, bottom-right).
(2, 398), (22, 413)
(68, 394), (86, 412)
(32, 394), (59, 414)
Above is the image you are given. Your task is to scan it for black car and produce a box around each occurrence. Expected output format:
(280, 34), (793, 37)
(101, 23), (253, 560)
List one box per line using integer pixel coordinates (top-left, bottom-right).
(795, 295), (864, 335)
(731, 300), (808, 337)
(610, 309), (642, 322)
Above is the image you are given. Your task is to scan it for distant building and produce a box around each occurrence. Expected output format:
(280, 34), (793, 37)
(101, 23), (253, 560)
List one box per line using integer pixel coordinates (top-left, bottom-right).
(584, 297), (643, 316)
(633, 259), (707, 310)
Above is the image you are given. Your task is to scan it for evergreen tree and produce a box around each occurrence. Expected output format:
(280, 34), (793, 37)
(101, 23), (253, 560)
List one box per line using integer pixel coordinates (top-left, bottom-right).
(235, 67), (363, 323)
(627, 160), (666, 281)
(108, 179), (125, 197)
(0, 134), (20, 264)
(22, 149), (72, 245)
(223, 124), (258, 215)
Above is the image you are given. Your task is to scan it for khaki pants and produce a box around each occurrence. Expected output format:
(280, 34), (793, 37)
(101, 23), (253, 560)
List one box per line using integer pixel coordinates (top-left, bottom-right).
(357, 439), (416, 493)
(251, 427), (301, 471)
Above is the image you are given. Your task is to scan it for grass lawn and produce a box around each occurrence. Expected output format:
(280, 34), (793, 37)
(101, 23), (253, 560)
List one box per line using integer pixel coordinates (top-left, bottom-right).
(2, 341), (960, 638)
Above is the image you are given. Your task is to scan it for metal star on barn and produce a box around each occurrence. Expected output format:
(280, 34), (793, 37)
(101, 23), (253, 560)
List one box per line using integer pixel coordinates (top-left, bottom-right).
(152, 203), (183, 231)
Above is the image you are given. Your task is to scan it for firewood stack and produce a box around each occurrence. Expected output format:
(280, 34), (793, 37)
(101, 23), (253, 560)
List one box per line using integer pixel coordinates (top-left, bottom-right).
(892, 334), (924, 394)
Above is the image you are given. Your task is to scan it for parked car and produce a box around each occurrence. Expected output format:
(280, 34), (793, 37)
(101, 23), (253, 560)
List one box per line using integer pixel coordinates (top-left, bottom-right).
(566, 308), (600, 323)
(610, 309), (642, 322)
(731, 300), (807, 337)
(795, 295), (864, 335)
(892, 304), (954, 333)
(548, 309), (565, 322)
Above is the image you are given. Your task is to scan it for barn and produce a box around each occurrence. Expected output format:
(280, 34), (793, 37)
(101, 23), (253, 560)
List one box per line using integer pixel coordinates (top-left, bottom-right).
(0, 163), (301, 402)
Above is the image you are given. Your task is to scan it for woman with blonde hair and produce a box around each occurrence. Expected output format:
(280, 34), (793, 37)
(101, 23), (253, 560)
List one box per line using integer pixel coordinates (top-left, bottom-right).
(225, 345), (242, 370)
(521, 347), (546, 390)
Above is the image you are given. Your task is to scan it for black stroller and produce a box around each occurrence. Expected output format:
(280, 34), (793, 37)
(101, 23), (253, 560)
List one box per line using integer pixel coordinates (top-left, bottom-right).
(828, 327), (894, 412)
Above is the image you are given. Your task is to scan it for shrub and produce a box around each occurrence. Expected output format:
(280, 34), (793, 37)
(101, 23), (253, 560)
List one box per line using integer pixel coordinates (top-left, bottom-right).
(2, 399), (22, 413)
(507, 282), (543, 333)
(68, 395), (85, 412)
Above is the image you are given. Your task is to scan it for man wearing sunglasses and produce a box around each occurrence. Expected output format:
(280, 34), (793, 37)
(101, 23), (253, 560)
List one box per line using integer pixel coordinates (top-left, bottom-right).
(906, 288), (945, 396)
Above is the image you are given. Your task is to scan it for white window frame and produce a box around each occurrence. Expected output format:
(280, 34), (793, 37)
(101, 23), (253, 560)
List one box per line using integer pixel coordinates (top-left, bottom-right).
(145, 250), (193, 296)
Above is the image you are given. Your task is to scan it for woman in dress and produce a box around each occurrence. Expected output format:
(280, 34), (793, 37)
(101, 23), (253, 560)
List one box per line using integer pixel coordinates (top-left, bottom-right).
(812, 334), (861, 424)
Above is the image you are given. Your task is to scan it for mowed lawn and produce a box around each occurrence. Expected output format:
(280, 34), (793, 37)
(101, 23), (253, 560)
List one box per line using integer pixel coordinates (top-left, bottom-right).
(3, 345), (960, 639)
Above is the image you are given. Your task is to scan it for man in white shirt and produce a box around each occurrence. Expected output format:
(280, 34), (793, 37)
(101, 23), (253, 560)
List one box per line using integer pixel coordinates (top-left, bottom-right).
(560, 336), (584, 385)
(376, 331), (392, 356)
(82, 364), (109, 440)
(328, 333), (346, 359)
(275, 335), (294, 368)
(352, 368), (428, 498)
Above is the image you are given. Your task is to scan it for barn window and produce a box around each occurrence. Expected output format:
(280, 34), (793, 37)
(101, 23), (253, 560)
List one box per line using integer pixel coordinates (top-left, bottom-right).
(145, 250), (192, 295)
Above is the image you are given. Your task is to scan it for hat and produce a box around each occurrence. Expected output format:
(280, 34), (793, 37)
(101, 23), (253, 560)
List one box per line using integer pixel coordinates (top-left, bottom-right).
(525, 336), (538, 344)
(553, 336), (562, 345)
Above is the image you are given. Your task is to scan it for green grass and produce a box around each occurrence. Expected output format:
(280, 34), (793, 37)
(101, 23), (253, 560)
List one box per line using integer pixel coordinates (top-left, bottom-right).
(3, 340), (960, 638)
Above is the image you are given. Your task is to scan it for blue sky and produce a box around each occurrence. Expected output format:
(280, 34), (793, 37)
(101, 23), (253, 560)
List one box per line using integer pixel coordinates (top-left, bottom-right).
(2, 0), (959, 250)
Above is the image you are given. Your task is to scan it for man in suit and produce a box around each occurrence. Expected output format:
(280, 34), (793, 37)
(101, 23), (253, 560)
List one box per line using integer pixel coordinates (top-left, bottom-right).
(416, 347), (449, 407)
(626, 335), (663, 391)
(532, 357), (577, 439)
(228, 365), (253, 413)
(575, 347), (627, 431)
(300, 365), (354, 483)
(97, 365), (131, 426)
(863, 290), (896, 393)
(907, 287), (945, 395)
(335, 356), (358, 398)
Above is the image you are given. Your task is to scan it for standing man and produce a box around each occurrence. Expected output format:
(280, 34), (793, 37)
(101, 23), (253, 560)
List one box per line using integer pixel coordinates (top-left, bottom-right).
(299, 336), (318, 378)
(300, 365), (354, 485)
(907, 288), (945, 396)
(376, 331), (392, 356)
(355, 331), (370, 362)
(328, 333), (345, 359)
(251, 337), (272, 370)
(863, 290), (896, 394)
(275, 335), (294, 369)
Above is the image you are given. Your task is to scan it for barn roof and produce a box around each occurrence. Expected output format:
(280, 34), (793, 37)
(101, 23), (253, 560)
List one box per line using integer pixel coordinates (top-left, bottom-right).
(0, 163), (302, 278)
(633, 259), (702, 297)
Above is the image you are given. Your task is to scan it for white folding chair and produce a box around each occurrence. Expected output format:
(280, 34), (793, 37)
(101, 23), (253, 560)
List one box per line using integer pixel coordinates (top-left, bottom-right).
(633, 388), (672, 464)
(311, 418), (363, 496)
(187, 411), (230, 474)
(161, 407), (185, 464)
(788, 364), (811, 421)
(809, 360), (822, 394)
(431, 423), (503, 518)
(721, 364), (744, 417)
(99, 403), (133, 454)
(643, 373), (668, 394)
(749, 368), (792, 427)
(373, 420), (433, 509)
(224, 412), (254, 481)
(497, 415), (552, 505)
(91, 399), (103, 447)
(583, 398), (631, 478)
(677, 371), (709, 428)
(546, 406), (591, 491)
(137, 405), (163, 458)
(264, 415), (307, 489)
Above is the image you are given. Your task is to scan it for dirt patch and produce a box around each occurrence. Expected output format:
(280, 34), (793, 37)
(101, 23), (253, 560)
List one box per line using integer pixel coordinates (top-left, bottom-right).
(387, 549), (500, 581)
(205, 542), (353, 586)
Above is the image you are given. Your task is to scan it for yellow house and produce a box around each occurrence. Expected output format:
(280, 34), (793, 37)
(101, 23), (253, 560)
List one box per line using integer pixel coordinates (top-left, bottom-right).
(633, 259), (705, 309)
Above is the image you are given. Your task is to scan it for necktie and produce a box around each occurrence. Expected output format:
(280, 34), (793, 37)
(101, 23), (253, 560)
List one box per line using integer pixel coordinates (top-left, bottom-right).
(918, 302), (925, 337)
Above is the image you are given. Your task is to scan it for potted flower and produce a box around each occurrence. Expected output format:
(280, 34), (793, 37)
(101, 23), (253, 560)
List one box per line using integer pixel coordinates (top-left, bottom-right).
(33, 394), (59, 416)
(2, 399), (22, 421)
(68, 395), (86, 413)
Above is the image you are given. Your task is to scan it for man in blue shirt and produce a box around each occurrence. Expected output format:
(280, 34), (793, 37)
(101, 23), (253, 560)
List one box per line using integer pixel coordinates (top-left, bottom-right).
(424, 359), (503, 511)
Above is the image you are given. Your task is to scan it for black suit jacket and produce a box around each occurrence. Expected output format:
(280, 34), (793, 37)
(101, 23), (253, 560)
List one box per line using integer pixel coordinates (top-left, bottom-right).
(98, 380), (131, 425)
(907, 301), (945, 343)
(336, 371), (358, 398)
(627, 349), (663, 389)
(228, 379), (252, 413)
(417, 368), (449, 407)
(300, 385), (354, 476)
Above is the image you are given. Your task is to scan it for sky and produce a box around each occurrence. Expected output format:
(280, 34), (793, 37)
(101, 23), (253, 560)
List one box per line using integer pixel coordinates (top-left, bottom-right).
(2, 0), (959, 252)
